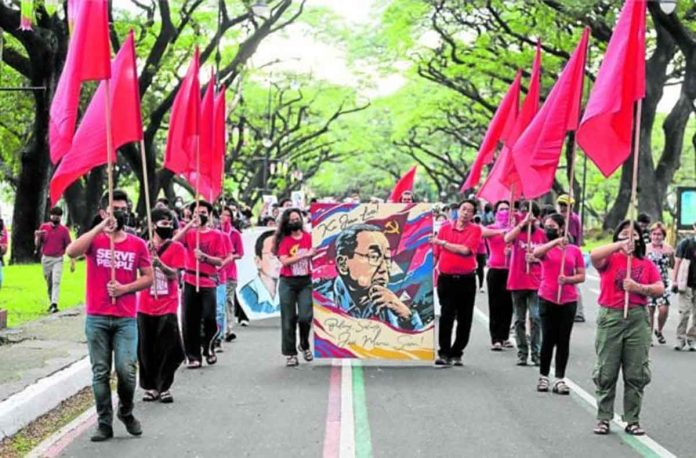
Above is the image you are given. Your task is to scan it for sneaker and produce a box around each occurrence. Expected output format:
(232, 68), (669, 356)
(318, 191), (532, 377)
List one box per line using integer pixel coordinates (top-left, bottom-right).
(240, 320), (250, 327)
(117, 412), (142, 436)
(675, 340), (686, 351)
(688, 340), (696, 352)
(503, 340), (514, 349)
(451, 356), (463, 366)
(516, 355), (528, 366)
(286, 355), (299, 367)
(47, 303), (59, 314)
(224, 332), (237, 342)
(434, 356), (451, 367)
(90, 425), (113, 442)
(491, 342), (503, 352)
(654, 330), (666, 344)
(531, 355), (540, 367)
(214, 340), (224, 353)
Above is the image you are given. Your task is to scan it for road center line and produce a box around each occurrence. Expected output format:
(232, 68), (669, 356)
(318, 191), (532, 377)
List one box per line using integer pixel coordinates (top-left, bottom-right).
(339, 359), (356, 458)
(351, 361), (373, 458)
(473, 306), (676, 458)
(323, 360), (343, 458)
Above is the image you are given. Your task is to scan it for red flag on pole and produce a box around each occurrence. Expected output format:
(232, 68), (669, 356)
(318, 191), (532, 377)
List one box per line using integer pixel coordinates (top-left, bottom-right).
(50, 31), (141, 205)
(186, 72), (216, 198)
(49, 0), (111, 164)
(388, 166), (417, 203)
(163, 48), (201, 176)
(477, 148), (522, 204)
(511, 28), (590, 199)
(461, 72), (521, 192)
(211, 86), (227, 200)
(576, 0), (646, 177)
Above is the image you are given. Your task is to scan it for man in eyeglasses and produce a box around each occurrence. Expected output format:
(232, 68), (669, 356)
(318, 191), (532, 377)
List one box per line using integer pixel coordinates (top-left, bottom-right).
(328, 223), (423, 330)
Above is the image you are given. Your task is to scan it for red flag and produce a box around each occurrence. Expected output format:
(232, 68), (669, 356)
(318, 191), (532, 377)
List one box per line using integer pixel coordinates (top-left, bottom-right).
(50, 31), (142, 205)
(477, 148), (522, 204)
(49, 0), (111, 164)
(512, 28), (590, 199)
(211, 86), (227, 200)
(388, 166), (417, 203)
(461, 71), (521, 192)
(186, 71), (216, 198)
(577, 0), (646, 177)
(499, 42), (542, 188)
(163, 48), (201, 176)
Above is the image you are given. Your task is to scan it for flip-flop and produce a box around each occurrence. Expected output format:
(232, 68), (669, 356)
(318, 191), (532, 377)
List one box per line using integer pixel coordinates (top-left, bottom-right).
(142, 390), (159, 402)
(159, 391), (174, 403)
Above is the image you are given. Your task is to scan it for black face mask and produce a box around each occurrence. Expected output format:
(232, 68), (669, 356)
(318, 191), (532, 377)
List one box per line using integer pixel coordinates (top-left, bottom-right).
(155, 226), (174, 240)
(51, 218), (60, 226)
(198, 214), (209, 227)
(545, 228), (559, 240)
(288, 221), (303, 231)
(113, 210), (127, 231)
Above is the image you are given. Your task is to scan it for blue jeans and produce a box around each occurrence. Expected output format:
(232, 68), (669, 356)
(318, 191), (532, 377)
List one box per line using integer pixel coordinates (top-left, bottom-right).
(85, 315), (138, 428)
(216, 284), (227, 342)
(511, 290), (541, 360)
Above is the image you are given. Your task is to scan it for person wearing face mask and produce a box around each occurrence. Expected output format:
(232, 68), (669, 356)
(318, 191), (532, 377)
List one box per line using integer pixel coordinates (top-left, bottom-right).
(590, 220), (664, 436)
(219, 206), (244, 342)
(645, 222), (674, 345)
(481, 200), (514, 351)
(66, 190), (154, 442)
(504, 201), (546, 366)
(274, 209), (315, 367)
(532, 214), (585, 395)
(136, 208), (186, 404)
(35, 207), (73, 314)
(173, 200), (226, 369)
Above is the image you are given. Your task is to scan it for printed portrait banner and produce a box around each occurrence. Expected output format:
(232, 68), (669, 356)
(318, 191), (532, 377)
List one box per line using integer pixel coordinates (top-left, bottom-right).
(311, 203), (435, 360)
(236, 227), (281, 320)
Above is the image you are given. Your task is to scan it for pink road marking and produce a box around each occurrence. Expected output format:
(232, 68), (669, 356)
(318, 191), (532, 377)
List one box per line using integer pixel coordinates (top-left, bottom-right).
(42, 413), (97, 458)
(322, 362), (342, 458)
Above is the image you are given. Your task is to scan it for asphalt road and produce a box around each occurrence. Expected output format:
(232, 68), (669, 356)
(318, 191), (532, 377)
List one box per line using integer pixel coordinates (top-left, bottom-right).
(60, 272), (694, 457)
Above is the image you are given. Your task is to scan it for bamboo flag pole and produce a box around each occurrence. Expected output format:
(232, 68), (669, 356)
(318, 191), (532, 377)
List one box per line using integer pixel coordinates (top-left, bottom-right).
(506, 184), (516, 268)
(104, 79), (116, 304)
(624, 100), (643, 319)
(139, 139), (157, 299)
(195, 135), (201, 292)
(525, 203), (533, 274)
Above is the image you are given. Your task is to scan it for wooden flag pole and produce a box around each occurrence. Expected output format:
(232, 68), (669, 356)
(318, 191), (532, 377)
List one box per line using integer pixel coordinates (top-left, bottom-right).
(525, 203), (533, 274)
(505, 184), (516, 268)
(139, 139), (157, 299)
(624, 100), (643, 319)
(104, 79), (116, 304)
(195, 135), (201, 292)
(557, 132), (578, 303)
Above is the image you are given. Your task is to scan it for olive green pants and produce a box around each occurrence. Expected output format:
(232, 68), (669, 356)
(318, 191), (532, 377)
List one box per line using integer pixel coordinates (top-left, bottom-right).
(592, 306), (651, 423)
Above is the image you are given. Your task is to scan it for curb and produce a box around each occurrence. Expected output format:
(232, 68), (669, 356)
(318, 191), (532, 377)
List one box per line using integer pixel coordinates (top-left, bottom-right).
(0, 356), (91, 440)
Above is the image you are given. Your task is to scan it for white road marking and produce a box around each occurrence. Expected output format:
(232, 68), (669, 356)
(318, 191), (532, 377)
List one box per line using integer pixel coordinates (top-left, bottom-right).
(473, 307), (677, 458)
(339, 359), (355, 458)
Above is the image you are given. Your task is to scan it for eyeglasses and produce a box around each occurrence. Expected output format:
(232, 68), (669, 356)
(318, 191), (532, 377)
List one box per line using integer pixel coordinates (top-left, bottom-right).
(353, 250), (392, 267)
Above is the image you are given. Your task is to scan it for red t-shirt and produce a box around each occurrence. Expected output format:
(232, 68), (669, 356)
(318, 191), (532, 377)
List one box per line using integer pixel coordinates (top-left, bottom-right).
(597, 252), (662, 309)
(278, 232), (312, 277)
(0, 227), (8, 245)
(182, 229), (227, 288)
(39, 223), (72, 257)
(486, 232), (508, 269)
(507, 228), (546, 291)
(217, 232), (232, 284)
(85, 233), (151, 318)
(138, 241), (186, 316)
(435, 223), (482, 275)
(538, 245), (584, 305)
(220, 228), (243, 282)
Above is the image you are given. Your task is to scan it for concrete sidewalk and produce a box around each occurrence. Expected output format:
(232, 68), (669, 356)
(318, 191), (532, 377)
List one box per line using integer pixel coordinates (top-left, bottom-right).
(0, 306), (90, 439)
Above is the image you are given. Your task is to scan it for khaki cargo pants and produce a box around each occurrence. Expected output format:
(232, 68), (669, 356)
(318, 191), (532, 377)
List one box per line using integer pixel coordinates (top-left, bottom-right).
(593, 306), (651, 424)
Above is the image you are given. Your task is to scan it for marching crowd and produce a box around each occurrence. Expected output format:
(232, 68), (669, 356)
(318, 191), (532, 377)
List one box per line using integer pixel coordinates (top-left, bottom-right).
(24, 189), (696, 441)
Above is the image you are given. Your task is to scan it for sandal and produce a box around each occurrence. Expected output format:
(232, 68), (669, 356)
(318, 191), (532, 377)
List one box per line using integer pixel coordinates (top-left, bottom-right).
(187, 360), (202, 369)
(552, 380), (570, 395)
(654, 330), (666, 344)
(286, 355), (299, 367)
(159, 391), (174, 404)
(298, 345), (313, 362)
(593, 420), (610, 435)
(142, 390), (159, 402)
(206, 354), (218, 365)
(536, 376), (549, 392)
(624, 423), (645, 436)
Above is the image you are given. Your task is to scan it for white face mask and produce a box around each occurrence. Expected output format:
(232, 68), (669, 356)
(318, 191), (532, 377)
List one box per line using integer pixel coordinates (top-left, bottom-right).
(434, 221), (443, 234)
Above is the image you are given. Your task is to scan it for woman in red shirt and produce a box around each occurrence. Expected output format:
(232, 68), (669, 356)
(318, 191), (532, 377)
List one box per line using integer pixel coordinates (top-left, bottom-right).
(274, 209), (315, 367)
(590, 220), (664, 436)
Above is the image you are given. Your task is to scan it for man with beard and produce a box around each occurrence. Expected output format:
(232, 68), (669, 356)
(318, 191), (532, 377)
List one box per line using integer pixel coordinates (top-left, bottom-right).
(66, 190), (153, 442)
(326, 223), (423, 331)
(35, 206), (73, 313)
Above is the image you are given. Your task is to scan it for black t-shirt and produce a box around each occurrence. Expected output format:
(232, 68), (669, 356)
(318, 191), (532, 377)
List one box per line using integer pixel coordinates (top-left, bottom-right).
(676, 237), (696, 287)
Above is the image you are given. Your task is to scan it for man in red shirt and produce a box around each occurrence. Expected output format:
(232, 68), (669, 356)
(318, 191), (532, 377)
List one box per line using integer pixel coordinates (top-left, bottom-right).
(431, 199), (482, 367)
(67, 190), (153, 442)
(220, 206), (244, 341)
(35, 207), (73, 313)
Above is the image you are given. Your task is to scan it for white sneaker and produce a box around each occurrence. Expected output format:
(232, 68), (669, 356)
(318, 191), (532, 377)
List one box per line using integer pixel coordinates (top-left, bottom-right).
(675, 340), (686, 351)
(240, 320), (250, 327)
(688, 340), (696, 352)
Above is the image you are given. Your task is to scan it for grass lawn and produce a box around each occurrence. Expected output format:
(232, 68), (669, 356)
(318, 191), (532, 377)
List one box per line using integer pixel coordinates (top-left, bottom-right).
(0, 260), (85, 328)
